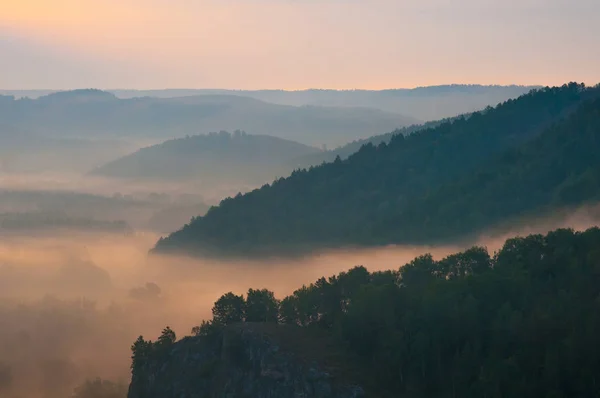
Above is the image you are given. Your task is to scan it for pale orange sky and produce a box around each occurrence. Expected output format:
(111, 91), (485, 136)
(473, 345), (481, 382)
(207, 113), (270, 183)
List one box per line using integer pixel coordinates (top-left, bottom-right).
(1, 0), (599, 89)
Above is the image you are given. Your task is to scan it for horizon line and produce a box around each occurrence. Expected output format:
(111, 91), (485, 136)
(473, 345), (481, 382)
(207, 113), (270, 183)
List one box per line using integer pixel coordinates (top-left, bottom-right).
(1, 83), (549, 93)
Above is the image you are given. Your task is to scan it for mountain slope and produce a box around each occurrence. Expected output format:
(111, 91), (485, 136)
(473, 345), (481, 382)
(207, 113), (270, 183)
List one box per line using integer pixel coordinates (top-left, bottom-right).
(153, 83), (600, 256)
(377, 96), (600, 243)
(292, 116), (463, 168)
(90, 131), (321, 186)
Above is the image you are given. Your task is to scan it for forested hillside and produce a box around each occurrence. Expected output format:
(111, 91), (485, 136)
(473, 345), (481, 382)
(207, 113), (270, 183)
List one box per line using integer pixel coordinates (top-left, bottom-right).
(90, 130), (320, 186)
(292, 117), (455, 167)
(141, 227), (600, 397)
(372, 97), (600, 243)
(153, 83), (600, 256)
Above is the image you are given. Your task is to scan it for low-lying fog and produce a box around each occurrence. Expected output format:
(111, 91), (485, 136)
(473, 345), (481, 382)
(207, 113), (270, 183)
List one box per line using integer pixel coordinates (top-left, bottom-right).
(0, 171), (250, 205)
(1, 203), (599, 398)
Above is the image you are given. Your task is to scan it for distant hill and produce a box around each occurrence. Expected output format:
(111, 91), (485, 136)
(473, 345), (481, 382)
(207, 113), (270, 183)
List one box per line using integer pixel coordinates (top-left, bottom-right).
(90, 131), (321, 187)
(152, 83), (600, 257)
(0, 90), (418, 147)
(109, 85), (537, 120)
(1, 86), (538, 123)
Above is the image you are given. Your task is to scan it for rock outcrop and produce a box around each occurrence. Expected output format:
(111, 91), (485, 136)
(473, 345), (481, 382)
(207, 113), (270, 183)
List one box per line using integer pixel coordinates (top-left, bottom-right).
(128, 323), (366, 398)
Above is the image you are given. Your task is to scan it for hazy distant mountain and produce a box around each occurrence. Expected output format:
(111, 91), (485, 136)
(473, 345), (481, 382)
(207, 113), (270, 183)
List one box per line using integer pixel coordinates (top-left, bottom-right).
(2, 85), (535, 121)
(0, 90), (417, 147)
(153, 83), (600, 257)
(109, 85), (538, 121)
(90, 130), (321, 187)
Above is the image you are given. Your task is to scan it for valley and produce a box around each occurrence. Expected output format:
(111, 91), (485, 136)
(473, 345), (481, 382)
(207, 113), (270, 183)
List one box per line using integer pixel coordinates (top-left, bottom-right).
(1, 83), (599, 398)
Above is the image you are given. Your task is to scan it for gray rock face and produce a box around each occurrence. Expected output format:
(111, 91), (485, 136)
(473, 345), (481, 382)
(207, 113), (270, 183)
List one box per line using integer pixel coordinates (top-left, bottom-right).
(127, 324), (365, 398)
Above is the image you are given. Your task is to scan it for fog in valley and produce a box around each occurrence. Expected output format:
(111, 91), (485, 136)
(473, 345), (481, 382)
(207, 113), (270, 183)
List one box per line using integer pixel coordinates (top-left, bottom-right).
(1, 199), (599, 398)
(3, 0), (599, 394)
(1, 84), (598, 398)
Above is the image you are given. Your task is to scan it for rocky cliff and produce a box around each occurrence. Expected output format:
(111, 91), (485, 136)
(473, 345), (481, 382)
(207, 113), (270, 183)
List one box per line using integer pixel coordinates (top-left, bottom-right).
(128, 323), (366, 398)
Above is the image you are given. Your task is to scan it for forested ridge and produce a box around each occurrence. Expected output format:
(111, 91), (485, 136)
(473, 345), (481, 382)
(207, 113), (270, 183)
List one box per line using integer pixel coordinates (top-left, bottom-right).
(293, 116), (457, 167)
(368, 95), (600, 243)
(139, 227), (600, 397)
(90, 130), (319, 183)
(153, 83), (600, 256)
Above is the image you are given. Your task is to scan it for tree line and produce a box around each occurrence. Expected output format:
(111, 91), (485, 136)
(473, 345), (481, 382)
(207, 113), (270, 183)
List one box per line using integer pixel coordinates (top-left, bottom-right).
(140, 227), (600, 397)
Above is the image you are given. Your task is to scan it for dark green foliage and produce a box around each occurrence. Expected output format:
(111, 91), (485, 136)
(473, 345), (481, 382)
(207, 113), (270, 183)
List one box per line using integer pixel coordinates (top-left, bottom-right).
(130, 336), (153, 373)
(294, 117), (457, 167)
(154, 83), (600, 256)
(245, 288), (279, 322)
(137, 227), (600, 397)
(72, 378), (127, 398)
(376, 96), (600, 243)
(275, 228), (600, 397)
(130, 328), (177, 380)
(208, 289), (280, 325)
(145, 227), (600, 396)
(191, 320), (220, 338)
(157, 326), (177, 346)
(212, 292), (246, 325)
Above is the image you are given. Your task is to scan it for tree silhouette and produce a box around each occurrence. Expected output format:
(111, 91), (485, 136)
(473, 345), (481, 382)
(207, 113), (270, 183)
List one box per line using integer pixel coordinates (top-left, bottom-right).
(157, 326), (176, 346)
(212, 292), (245, 325)
(245, 289), (279, 322)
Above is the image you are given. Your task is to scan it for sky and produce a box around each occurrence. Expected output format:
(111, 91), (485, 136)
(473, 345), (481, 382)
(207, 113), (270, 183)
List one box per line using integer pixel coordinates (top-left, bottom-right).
(1, 0), (599, 90)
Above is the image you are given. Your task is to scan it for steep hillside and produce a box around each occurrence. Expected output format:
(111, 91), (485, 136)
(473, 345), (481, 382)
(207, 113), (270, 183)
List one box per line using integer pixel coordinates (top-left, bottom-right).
(153, 83), (600, 256)
(293, 116), (462, 167)
(90, 131), (320, 186)
(0, 90), (417, 147)
(371, 97), (600, 243)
